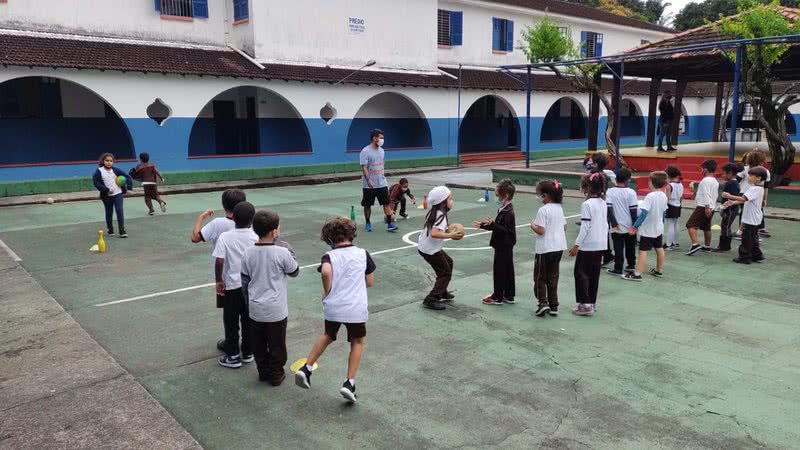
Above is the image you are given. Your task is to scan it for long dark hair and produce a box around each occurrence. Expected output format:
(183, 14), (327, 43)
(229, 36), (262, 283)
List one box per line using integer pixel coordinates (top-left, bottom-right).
(424, 201), (449, 234)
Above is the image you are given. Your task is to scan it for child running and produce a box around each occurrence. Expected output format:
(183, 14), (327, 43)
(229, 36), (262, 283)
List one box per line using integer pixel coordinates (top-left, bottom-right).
(569, 173), (608, 316)
(713, 163), (742, 252)
(623, 171), (668, 281)
(388, 178), (416, 219)
(294, 217), (376, 403)
(128, 152), (166, 215)
(474, 179), (517, 305)
(213, 202), (258, 368)
(664, 166), (684, 250)
(531, 180), (567, 317)
(725, 167), (768, 264)
(605, 168), (639, 276)
(417, 187), (463, 310)
(92, 152), (132, 238)
(241, 209), (299, 386)
(686, 159), (719, 255)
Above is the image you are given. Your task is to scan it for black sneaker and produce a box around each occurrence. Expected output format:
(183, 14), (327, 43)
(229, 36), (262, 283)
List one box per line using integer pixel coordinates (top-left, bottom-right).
(657, 147), (667, 153)
(119, 230), (128, 238)
(423, 297), (445, 310)
(241, 354), (254, 363)
(107, 229), (115, 236)
(295, 365), (312, 389)
(625, 266), (636, 273)
(548, 307), (559, 316)
(219, 354), (242, 369)
(340, 380), (357, 403)
(535, 304), (550, 317)
(648, 268), (663, 277)
(685, 244), (702, 255)
(667, 147), (678, 152)
(148, 211), (155, 216)
(622, 272), (643, 282)
(733, 257), (751, 265)
(503, 297), (515, 304)
(701, 246), (712, 252)
(160, 202), (167, 213)
(399, 212), (408, 219)
(607, 269), (623, 276)
(216, 338), (226, 352)
(440, 291), (455, 301)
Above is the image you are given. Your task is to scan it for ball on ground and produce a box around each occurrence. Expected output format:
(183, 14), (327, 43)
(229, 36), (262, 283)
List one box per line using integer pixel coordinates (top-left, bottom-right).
(116, 175), (126, 187)
(710, 224), (721, 231)
(46, 197), (54, 204)
(448, 223), (465, 240)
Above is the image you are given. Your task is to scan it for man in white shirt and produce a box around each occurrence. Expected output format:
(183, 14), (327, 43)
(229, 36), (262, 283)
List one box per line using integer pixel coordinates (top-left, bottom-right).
(686, 160), (719, 255)
(360, 129), (397, 233)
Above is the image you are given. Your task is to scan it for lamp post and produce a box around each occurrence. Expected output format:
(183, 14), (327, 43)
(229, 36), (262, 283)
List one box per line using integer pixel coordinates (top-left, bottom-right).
(333, 60), (377, 85)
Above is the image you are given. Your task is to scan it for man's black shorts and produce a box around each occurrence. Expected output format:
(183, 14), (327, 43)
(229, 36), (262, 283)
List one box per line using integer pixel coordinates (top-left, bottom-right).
(324, 321), (366, 342)
(361, 187), (390, 207)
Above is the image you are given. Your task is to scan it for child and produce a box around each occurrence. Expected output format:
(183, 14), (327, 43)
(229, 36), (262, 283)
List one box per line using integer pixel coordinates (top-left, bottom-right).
(294, 217), (376, 403)
(735, 151), (752, 239)
(388, 178), (416, 219)
(531, 180), (567, 317)
(213, 202), (258, 368)
(474, 179), (517, 305)
(605, 168), (639, 275)
(623, 171), (668, 281)
(713, 163), (742, 252)
(92, 152), (133, 238)
(664, 166), (684, 250)
(589, 153), (614, 265)
(241, 209), (299, 385)
(746, 150), (771, 238)
(128, 152), (166, 215)
(417, 186), (463, 310)
(569, 173), (608, 316)
(191, 189), (247, 352)
(686, 159), (719, 255)
(725, 167), (768, 264)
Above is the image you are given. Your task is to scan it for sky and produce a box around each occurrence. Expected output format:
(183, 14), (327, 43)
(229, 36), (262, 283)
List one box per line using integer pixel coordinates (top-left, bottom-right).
(664, 0), (701, 24)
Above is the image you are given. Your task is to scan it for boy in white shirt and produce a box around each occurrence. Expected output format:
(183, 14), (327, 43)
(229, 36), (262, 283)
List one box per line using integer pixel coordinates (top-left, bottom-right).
(213, 202), (258, 368)
(295, 217), (376, 403)
(686, 160), (719, 255)
(241, 209), (299, 385)
(606, 168), (639, 275)
(624, 172), (669, 281)
(725, 167), (768, 264)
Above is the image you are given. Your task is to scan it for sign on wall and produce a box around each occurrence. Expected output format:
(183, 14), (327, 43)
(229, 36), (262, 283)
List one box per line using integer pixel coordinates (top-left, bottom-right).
(349, 17), (365, 34)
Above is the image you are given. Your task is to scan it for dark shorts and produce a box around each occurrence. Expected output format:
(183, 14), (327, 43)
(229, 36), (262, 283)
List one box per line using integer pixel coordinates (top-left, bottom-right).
(686, 206), (713, 231)
(665, 205), (682, 219)
(361, 187), (390, 207)
(639, 235), (663, 251)
(324, 321), (366, 342)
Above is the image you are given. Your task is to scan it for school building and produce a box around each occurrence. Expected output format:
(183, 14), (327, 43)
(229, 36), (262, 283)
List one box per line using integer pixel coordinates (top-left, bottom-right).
(1, 0), (797, 193)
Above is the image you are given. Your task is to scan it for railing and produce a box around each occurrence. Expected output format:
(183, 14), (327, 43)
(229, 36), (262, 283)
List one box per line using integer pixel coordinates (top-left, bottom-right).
(160, 0), (193, 18)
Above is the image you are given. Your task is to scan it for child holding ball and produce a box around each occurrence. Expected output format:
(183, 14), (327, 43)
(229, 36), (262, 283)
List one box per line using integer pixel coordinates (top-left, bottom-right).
(474, 179), (517, 305)
(417, 186), (463, 310)
(92, 152), (132, 238)
(531, 180), (567, 317)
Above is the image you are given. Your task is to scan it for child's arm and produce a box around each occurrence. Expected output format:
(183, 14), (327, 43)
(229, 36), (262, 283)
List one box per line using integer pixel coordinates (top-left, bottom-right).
(320, 262), (333, 298)
(607, 204), (619, 230)
(241, 272), (251, 303)
(571, 211), (593, 256)
(365, 273), (375, 288)
(191, 209), (215, 243)
(92, 170), (109, 195)
(430, 228), (463, 240)
(531, 220), (545, 235)
(283, 249), (300, 278)
(630, 209), (648, 234)
(156, 168), (165, 183)
(215, 257), (225, 296)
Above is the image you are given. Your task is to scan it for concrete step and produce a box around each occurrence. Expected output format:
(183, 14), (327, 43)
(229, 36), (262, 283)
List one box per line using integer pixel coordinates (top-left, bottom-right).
(461, 151), (526, 164)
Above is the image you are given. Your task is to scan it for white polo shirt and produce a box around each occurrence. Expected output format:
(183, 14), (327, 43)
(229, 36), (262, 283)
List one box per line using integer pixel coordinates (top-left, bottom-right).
(417, 211), (448, 255)
(695, 177), (720, 208)
(212, 228), (258, 290)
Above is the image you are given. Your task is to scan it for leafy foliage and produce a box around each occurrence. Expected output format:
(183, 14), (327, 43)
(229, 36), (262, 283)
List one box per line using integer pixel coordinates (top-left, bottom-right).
(674, 0), (798, 31)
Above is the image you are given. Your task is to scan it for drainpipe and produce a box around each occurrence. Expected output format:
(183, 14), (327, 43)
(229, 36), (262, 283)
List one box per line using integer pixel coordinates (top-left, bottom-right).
(229, 44), (265, 70)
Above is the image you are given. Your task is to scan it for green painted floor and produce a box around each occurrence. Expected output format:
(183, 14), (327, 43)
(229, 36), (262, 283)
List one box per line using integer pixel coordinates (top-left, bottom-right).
(1, 179), (798, 449)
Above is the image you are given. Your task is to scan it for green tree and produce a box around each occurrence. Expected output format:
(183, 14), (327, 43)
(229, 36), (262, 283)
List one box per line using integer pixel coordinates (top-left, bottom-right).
(674, 0), (798, 31)
(717, 0), (800, 182)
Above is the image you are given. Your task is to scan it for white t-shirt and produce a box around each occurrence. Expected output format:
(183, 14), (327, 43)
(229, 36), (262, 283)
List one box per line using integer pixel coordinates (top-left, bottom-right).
(695, 177), (720, 208)
(742, 186), (764, 225)
(322, 246), (372, 323)
(533, 203), (567, 254)
(417, 211), (448, 255)
(98, 167), (122, 196)
(201, 217), (235, 280)
(668, 181), (684, 207)
(606, 186), (638, 232)
(638, 191), (668, 238)
(575, 198), (608, 251)
(738, 165), (751, 192)
(603, 169), (617, 186)
(242, 244), (299, 322)
(212, 228), (258, 290)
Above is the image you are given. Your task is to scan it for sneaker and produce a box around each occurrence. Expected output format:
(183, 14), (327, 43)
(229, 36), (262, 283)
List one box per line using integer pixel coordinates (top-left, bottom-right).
(107, 229), (115, 236)
(423, 296), (446, 310)
(648, 268), (663, 277)
(733, 257), (751, 265)
(482, 296), (503, 305)
(535, 304), (551, 317)
(219, 354), (242, 369)
(399, 212), (408, 219)
(119, 230), (128, 238)
(711, 247), (730, 253)
(657, 147), (668, 153)
(624, 266), (636, 273)
(216, 338), (226, 352)
(622, 272), (643, 282)
(295, 365), (312, 389)
(672, 243), (681, 249)
(572, 304), (594, 316)
(607, 269), (623, 276)
(685, 244), (702, 255)
(548, 307), (559, 317)
(440, 291), (455, 301)
(503, 297), (516, 304)
(365, 223), (372, 232)
(241, 354), (254, 363)
(148, 211), (155, 216)
(160, 202), (167, 213)
(667, 147), (678, 152)
(701, 246), (712, 252)
(339, 380), (357, 403)
(387, 222), (398, 233)
(664, 244), (675, 251)
(734, 231), (743, 240)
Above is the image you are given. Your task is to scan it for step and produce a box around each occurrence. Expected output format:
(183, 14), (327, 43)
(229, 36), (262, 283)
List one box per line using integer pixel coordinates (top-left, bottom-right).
(461, 151), (526, 164)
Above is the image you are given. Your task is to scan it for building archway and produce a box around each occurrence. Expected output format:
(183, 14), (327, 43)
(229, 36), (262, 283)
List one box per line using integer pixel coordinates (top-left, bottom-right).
(188, 86), (311, 157)
(540, 97), (587, 141)
(459, 95), (520, 153)
(0, 76), (134, 166)
(724, 103), (795, 141)
(620, 98), (644, 137)
(346, 92), (432, 151)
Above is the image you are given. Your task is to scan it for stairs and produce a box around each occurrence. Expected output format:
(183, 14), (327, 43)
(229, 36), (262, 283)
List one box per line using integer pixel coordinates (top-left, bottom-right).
(460, 151), (527, 164)
(634, 156), (729, 198)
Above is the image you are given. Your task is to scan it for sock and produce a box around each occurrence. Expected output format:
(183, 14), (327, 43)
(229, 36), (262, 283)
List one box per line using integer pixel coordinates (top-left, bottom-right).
(634, 271), (641, 276)
(348, 378), (355, 386)
(305, 364), (314, 372)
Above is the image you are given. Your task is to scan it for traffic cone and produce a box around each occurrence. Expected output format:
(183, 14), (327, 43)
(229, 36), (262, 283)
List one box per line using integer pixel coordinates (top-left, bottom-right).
(97, 230), (106, 253)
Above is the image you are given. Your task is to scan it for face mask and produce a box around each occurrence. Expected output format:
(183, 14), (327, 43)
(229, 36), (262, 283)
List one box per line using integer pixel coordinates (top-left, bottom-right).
(378, 138), (385, 147)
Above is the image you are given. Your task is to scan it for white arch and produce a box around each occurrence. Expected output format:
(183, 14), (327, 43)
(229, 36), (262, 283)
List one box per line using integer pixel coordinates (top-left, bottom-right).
(191, 84), (306, 120)
(620, 98), (643, 117)
(352, 91), (429, 120)
(463, 94), (520, 119)
(546, 96), (588, 119)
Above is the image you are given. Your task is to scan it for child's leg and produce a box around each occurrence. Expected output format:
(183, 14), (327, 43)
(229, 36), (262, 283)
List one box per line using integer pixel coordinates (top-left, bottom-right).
(306, 334), (333, 367)
(655, 247), (665, 272)
(635, 250), (648, 275)
(222, 290), (242, 356)
(611, 233), (624, 272)
(738, 225), (754, 261)
(420, 251), (451, 300)
(113, 194), (125, 232)
(399, 197), (407, 216)
(102, 197), (114, 231)
(625, 233), (637, 269)
(144, 185), (155, 213)
(586, 251), (603, 304)
(347, 337), (365, 380)
(688, 227), (699, 245)
(533, 254), (546, 304)
(491, 249), (503, 299)
(664, 219), (674, 245)
(265, 318), (288, 384)
(752, 226), (764, 260)
(547, 251), (562, 309)
(703, 230), (712, 247)
(239, 291), (252, 357)
(573, 251), (589, 303)
(251, 320), (269, 380)
(503, 248), (515, 299)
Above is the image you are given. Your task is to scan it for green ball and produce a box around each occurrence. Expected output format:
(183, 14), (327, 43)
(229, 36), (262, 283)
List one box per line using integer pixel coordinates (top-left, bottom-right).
(116, 175), (126, 187)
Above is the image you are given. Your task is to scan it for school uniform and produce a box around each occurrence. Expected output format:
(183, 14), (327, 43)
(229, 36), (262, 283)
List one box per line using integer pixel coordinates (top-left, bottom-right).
(129, 162), (164, 213)
(687, 176), (719, 231)
(636, 190), (668, 251)
(479, 202), (516, 301)
(320, 245), (376, 341)
(665, 181), (684, 246)
(241, 242), (299, 384)
(718, 179), (741, 250)
(200, 217), (236, 308)
(738, 186), (765, 262)
(418, 211), (453, 300)
(533, 203), (567, 309)
(606, 186), (638, 272)
(574, 197), (608, 305)
(212, 228), (258, 357)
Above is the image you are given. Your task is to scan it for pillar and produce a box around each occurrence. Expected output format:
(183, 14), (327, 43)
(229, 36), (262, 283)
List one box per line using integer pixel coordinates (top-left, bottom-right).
(645, 78), (662, 147)
(670, 79), (687, 145)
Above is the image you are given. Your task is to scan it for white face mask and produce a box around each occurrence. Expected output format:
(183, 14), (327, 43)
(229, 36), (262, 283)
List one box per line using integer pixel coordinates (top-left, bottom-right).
(377, 138), (385, 147)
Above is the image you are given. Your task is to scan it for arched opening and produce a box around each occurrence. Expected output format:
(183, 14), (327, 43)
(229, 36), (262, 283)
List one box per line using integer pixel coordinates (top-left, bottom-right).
(459, 95), (520, 153)
(724, 103), (795, 142)
(540, 97), (587, 141)
(678, 105), (689, 135)
(346, 92), (432, 151)
(620, 99), (644, 137)
(188, 86), (311, 157)
(0, 76), (134, 166)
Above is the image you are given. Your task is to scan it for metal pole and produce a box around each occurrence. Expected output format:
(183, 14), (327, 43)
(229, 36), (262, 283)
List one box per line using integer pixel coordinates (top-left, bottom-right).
(612, 61), (625, 176)
(457, 64), (462, 168)
(729, 45), (742, 162)
(525, 66), (532, 169)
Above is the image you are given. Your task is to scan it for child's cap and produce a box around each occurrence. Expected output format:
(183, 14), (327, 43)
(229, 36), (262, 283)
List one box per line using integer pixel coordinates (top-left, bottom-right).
(428, 186), (451, 206)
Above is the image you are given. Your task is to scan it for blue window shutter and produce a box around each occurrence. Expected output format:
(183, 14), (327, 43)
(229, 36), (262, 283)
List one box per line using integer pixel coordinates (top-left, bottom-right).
(505, 20), (514, 52)
(192, 0), (208, 18)
(580, 31), (588, 57)
(233, 0), (248, 20)
(154, 0), (161, 12)
(492, 18), (501, 50)
(450, 11), (462, 46)
(595, 32), (603, 56)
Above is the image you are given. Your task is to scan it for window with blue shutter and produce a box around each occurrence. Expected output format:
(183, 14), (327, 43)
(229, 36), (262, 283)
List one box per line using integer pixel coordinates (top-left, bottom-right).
(580, 31), (602, 57)
(438, 10), (463, 46)
(594, 32), (603, 56)
(191, 0), (208, 18)
(156, 0), (207, 18)
(449, 11), (462, 46)
(154, 0), (161, 12)
(233, 0), (248, 21)
(505, 20), (514, 52)
(492, 18), (513, 52)
(492, 18), (501, 50)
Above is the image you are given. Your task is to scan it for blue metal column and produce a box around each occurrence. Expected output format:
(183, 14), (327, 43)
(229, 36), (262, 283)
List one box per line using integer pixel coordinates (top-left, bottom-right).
(611, 61), (625, 175)
(525, 66), (532, 168)
(729, 45), (743, 162)
(457, 64), (462, 167)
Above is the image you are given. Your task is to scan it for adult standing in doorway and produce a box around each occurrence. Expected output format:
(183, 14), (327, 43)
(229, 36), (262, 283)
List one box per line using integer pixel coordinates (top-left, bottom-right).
(360, 129), (397, 233)
(658, 91), (677, 153)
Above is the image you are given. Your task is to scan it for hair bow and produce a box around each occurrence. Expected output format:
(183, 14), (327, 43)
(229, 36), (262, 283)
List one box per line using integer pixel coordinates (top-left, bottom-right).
(552, 179), (560, 189)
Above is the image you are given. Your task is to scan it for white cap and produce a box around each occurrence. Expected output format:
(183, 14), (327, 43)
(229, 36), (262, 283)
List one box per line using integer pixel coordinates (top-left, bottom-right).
(427, 186), (451, 206)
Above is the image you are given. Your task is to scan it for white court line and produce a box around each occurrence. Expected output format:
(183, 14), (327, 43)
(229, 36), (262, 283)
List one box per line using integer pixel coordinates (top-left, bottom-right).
(0, 239), (22, 262)
(95, 213), (580, 308)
